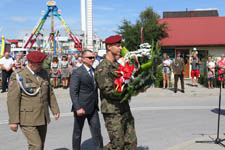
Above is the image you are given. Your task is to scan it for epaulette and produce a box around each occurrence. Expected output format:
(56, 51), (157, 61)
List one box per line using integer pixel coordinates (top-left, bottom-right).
(15, 70), (40, 96)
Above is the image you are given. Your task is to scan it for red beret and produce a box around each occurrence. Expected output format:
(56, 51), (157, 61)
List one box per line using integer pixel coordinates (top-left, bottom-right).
(105, 35), (122, 44)
(27, 51), (46, 63)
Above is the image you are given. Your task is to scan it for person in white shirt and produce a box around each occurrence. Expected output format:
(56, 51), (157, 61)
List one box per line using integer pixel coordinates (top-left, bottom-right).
(161, 53), (171, 89)
(92, 52), (100, 69)
(207, 56), (216, 88)
(0, 51), (14, 93)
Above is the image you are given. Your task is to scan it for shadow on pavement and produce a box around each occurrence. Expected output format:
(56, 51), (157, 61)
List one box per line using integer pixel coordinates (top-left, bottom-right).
(53, 148), (70, 150)
(137, 146), (150, 150)
(168, 88), (184, 93)
(168, 88), (175, 92)
(80, 138), (150, 150)
(186, 83), (194, 87)
(81, 138), (93, 150)
(211, 108), (225, 116)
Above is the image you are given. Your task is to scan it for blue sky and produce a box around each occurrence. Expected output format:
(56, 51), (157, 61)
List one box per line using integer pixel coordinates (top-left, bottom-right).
(0, 0), (225, 39)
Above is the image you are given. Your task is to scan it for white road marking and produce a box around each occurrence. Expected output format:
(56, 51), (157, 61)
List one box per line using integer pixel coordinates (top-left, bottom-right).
(131, 106), (225, 111)
(0, 106), (223, 125)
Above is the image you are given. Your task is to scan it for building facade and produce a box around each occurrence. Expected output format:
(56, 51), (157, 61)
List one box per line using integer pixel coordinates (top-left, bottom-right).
(159, 9), (225, 78)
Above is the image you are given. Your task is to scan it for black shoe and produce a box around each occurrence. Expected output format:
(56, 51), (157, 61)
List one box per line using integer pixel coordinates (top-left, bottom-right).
(174, 90), (177, 93)
(1, 90), (6, 93)
(181, 89), (185, 93)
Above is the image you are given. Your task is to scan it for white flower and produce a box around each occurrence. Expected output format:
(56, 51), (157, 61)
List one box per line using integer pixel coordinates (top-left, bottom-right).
(124, 43), (152, 64)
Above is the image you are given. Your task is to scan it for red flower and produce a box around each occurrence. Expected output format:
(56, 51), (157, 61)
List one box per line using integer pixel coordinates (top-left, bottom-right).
(114, 62), (135, 92)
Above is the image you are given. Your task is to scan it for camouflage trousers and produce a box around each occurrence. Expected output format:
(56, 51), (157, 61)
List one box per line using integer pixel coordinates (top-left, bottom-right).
(103, 111), (137, 150)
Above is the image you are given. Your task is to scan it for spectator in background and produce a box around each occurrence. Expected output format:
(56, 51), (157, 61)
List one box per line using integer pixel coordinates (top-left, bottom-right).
(207, 56), (216, 89)
(18, 52), (25, 67)
(78, 52), (82, 58)
(72, 61), (78, 71)
(74, 53), (79, 62)
(172, 50), (185, 93)
(76, 57), (83, 68)
(24, 56), (28, 66)
(68, 54), (74, 87)
(161, 53), (171, 89)
(60, 55), (69, 89)
(190, 52), (201, 87)
(92, 52), (100, 69)
(13, 55), (22, 71)
(217, 54), (225, 88)
(0, 51), (14, 93)
(68, 54), (73, 76)
(51, 56), (60, 88)
(42, 55), (51, 78)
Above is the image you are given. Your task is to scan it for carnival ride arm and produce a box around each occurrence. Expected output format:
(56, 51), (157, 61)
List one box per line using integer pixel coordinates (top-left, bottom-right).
(24, 10), (49, 48)
(55, 14), (82, 48)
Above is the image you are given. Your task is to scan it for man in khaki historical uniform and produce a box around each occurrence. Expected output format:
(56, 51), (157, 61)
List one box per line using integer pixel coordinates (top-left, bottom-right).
(95, 35), (137, 150)
(7, 51), (60, 150)
(172, 50), (185, 93)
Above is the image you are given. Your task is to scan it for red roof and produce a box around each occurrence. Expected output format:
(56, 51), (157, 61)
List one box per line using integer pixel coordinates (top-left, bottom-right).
(158, 17), (225, 46)
(7, 40), (18, 43)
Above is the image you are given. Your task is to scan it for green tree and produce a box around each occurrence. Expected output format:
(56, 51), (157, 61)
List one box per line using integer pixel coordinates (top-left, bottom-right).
(117, 7), (167, 51)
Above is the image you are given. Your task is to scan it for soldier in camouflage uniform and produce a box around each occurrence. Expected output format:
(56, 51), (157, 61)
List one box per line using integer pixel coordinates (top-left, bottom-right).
(172, 50), (185, 93)
(95, 35), (137, 150)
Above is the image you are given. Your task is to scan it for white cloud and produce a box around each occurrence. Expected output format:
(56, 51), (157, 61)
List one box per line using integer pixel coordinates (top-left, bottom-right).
(195, 8), (218, 11)
(10, 17), (28, 23)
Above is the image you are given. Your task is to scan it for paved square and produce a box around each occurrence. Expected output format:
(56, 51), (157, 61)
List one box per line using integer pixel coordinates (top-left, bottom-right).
(1, 81), (225, 150)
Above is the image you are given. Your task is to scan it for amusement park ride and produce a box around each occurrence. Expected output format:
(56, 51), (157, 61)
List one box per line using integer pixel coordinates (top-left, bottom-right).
(23, 1), (82, 54)
(0, 36), (5, 58)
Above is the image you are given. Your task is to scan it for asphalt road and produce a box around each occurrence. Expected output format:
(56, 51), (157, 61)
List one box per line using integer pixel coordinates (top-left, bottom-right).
(1, 84), (225, 150)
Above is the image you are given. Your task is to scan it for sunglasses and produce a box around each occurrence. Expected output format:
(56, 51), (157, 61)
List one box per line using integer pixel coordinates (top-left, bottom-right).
(85, 56), (95, 60)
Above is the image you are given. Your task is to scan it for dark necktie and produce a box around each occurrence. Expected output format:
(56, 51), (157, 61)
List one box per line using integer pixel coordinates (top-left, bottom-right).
(89, 68), (94, 79)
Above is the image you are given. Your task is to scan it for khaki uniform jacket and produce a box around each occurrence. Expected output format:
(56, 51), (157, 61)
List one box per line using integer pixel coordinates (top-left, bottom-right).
(94, 58), (130, 114)
(7, 67), (60, 126)
(172, 57), (185, 75)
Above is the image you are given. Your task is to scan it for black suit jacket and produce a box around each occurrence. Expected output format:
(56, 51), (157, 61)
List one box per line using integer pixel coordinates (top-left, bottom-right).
(70, 65), (99, 114)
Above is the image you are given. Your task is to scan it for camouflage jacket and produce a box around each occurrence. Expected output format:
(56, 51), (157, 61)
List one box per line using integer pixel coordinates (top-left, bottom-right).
(172, 57), (185, 75)
(94, 58), (130, 114)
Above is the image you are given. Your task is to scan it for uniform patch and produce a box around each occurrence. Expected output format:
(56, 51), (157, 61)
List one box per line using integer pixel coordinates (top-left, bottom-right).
(26, 79), (32, 83)
(98, 69), (103, 72)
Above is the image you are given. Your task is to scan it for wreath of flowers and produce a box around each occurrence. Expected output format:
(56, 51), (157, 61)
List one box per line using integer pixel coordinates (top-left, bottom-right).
(114, 43), (156, 103)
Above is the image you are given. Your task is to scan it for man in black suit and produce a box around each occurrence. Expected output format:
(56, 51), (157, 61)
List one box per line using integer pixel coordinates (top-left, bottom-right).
(70, 50), (103, 150)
